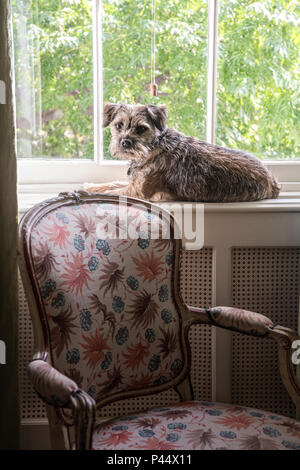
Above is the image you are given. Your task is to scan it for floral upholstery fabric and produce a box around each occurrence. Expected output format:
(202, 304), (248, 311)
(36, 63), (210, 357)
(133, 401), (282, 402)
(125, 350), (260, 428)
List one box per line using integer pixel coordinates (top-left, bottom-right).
(207, 306), (274, 337)
(28, 360), (78, 407)
(92, 401), (300, 450)
(30, 200), (184, 403)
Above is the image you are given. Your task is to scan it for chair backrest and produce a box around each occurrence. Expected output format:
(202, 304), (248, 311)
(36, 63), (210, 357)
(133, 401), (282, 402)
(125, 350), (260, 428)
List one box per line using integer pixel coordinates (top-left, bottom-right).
(18, 192), (192, 408)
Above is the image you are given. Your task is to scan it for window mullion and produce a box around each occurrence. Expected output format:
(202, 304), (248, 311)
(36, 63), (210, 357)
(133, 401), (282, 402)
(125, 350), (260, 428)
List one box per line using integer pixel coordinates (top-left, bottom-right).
(93, 0), (103, 165)
(206, 0), (219, 145)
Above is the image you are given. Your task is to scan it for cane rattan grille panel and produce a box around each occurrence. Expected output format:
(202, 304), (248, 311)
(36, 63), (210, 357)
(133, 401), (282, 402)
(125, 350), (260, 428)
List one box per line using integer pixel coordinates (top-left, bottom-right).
(18, 271), (47, 420)
(231, 247), (300, 418)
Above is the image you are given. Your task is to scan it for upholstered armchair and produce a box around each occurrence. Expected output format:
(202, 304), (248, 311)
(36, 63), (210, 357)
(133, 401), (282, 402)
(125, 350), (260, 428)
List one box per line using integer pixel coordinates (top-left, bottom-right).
(18, 192), (300, 450)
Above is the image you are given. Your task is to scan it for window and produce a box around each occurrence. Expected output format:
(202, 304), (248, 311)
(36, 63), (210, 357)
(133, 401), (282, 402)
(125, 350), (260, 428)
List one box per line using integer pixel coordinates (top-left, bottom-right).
(14, 0), (300, 186)
(13, 0), (94, 159)
(217, 0), (299, 160)
(102, 0), (208, 159)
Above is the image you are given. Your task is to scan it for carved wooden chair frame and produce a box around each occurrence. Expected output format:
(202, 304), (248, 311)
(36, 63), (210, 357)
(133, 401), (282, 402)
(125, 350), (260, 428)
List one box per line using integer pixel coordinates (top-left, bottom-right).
(18, 191), (300, 450)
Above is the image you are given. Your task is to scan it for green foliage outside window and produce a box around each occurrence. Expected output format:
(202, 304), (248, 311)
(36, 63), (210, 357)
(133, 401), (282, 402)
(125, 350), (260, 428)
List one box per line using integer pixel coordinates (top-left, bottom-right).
(13, 0), (94, 159)
(217, 0), (299, 159)
(13, 0), (299, 160)
(102, 0), (208, 159)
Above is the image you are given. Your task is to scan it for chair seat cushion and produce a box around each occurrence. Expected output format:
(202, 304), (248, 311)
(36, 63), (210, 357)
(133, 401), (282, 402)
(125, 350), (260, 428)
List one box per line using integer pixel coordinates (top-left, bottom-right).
(92, 401), (300, 450)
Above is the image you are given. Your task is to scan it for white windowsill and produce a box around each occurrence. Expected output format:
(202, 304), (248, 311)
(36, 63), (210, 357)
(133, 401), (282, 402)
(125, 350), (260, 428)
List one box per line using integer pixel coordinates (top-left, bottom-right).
(17, 159), (300, 185)
(17, 183), (300, 215)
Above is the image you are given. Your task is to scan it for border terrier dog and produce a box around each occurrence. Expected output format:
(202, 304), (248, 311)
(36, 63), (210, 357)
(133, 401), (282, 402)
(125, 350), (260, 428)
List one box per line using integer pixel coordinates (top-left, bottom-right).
(87, 103), (280, 202)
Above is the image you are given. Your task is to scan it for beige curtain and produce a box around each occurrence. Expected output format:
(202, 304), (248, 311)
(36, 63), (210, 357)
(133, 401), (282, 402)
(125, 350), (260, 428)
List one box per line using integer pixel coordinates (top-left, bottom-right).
(0, 0), (20, 449)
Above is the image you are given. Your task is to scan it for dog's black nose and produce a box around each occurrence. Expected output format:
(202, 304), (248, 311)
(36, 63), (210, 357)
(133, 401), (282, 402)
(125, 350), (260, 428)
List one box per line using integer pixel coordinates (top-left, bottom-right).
(121, 138), (132, 149)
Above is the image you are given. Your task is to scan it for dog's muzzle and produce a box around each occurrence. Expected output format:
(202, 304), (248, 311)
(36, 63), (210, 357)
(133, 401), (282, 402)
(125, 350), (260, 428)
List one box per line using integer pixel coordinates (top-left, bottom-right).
(121, 138), (133, 149)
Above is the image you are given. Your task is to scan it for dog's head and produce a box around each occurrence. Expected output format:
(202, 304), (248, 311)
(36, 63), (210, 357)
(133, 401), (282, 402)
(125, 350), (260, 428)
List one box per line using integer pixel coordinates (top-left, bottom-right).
(103, 103), (167, 160)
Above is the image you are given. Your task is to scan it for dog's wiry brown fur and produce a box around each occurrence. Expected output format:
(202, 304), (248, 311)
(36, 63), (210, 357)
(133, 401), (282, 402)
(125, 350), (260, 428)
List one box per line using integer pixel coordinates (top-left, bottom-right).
(94, 103), (280, 202)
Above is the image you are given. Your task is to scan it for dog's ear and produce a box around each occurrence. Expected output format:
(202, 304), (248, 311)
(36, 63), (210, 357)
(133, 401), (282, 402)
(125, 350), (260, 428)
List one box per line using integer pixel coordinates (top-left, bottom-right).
(147, 105), (167, 131)
(103, 103), (121, 127)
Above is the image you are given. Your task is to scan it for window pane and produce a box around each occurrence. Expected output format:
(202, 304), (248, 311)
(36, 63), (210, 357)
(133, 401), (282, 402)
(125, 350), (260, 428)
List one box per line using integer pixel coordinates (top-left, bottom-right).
(217, 0), (300, 159)
(102, 0), (208, 159)
(12, 0), (94, 159)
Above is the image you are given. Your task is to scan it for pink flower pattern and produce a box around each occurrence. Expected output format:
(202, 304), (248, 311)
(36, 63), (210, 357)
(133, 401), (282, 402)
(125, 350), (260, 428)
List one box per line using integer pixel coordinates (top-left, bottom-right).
(93, 401), (300, 450)
(30, 201), (183, 401)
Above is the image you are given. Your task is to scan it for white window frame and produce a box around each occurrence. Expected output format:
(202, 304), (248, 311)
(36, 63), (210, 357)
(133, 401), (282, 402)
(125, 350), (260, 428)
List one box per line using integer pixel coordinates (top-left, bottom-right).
(17, 0), (300, 187)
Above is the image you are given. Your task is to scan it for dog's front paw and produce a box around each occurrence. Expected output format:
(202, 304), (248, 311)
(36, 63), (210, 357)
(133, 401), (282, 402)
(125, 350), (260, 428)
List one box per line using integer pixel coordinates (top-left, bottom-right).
(83, 182), (109, 193)
(149, 192), (175, 202)
(83, 181), (128, 194)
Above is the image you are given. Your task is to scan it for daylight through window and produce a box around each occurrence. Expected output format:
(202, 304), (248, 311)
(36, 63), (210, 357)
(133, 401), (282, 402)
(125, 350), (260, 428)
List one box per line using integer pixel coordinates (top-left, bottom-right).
(13, 0), (299, 162)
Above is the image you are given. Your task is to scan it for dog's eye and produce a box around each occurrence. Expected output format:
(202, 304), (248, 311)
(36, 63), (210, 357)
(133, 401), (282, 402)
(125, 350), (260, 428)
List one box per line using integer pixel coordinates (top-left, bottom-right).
(136, 125), (147, 134)
(115, 122), (123, 130)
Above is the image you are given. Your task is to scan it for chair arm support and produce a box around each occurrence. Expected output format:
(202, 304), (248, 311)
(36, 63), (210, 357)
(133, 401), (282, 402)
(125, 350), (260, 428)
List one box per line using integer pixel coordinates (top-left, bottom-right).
(28, 359), (96, 449)
(268, 325), (300, 410)
(28, 359), (79, 408)
(187, 305), (300, 410)
(70, 389), (96, 450)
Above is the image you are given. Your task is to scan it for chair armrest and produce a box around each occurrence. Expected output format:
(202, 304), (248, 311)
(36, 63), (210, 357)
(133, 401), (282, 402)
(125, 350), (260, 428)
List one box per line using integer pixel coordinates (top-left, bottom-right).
(28, 359), (79, 407)
(187, 305), (300, 409)
(206, 306), (274, 337)
(28, 359), (96, 449)
(187, 305), (274, 336)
